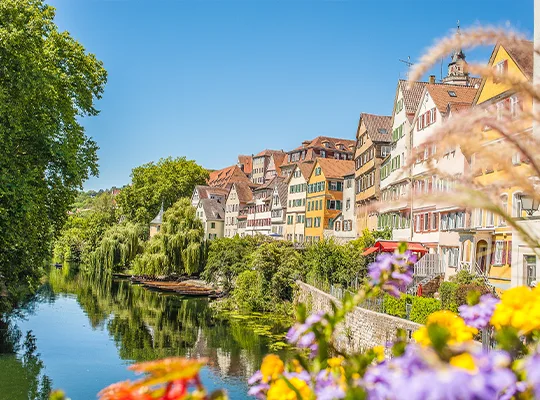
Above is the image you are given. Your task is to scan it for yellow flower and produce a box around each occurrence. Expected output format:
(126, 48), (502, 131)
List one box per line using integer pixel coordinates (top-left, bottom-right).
(372, 346), (385, 362)
(491, 286), (540, 334)
(413, 310), (477, 346)
(327, 357), (343, 368)
(261, 354), (284, 383)
(449, 353), (477, 373)
(267, 377), (312, 400)
(291, 359), (303, 373)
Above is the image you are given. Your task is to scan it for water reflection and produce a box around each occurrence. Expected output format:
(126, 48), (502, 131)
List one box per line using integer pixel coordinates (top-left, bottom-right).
(0, 266), (290, 399)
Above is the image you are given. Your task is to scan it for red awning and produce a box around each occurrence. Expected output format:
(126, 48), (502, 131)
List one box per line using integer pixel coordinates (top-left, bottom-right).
(361, 241), (428, 256)
(361, 246), (379, 256)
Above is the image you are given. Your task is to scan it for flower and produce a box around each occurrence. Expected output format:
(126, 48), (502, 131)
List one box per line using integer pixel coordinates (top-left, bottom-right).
(449, 353), (477, 372)
(459, 294), (499, 330)
(523, 351), (540, 397)
(98, 381), (152, 400)
(491, 286), (540, 334)
(368, 252), (415, 298)
(413, 310), (478, 347)
(362, 346), (516, 400)
(267, 377), (312, 400)
(261, 354), (284, 383)
(248, 383), (270, 399)
(248, 370), (263, 385)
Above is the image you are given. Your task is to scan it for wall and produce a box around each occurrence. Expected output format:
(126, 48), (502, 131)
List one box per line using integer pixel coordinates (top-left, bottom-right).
(295, 281), (421, 353)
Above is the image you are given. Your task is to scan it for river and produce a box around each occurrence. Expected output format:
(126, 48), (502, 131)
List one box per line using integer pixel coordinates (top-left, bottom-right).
(0, 266), (291, 399)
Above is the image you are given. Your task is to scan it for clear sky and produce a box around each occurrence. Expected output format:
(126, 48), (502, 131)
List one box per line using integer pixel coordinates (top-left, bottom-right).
(46, 0), (534, 191)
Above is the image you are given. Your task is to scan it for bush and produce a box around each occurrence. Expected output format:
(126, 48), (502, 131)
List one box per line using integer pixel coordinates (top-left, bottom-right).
(450, 269), (485, 286)
(439, 281), (459, 312)
(232, 270), (266, 312)
(454, 283), (492, 308)
(383, 294), (408, 318)
(409, 297), (441, 324)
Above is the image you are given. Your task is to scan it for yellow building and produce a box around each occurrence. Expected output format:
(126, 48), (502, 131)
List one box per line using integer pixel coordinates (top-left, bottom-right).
(457, 40), (533, 292)
(305, 158), (354, 242)
(354, 113), (392, 232)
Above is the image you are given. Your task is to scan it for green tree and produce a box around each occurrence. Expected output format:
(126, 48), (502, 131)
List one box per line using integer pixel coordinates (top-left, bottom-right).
(0, 0), (107, 297)
(133, 198), (206, 276)
(116, 157), (209, 224)
(203, 236), (268, 292)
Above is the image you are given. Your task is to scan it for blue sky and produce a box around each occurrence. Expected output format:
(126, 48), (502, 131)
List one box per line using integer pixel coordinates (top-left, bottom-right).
(47, 0), (533, 190)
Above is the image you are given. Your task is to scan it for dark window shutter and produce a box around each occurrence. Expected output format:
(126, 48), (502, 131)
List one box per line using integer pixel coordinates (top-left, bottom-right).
(507, 241), (512, 265)
(502, 241), (508, 265)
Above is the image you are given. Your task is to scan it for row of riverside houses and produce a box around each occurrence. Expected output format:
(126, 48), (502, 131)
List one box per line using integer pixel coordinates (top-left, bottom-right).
(148, 37), (536, 293)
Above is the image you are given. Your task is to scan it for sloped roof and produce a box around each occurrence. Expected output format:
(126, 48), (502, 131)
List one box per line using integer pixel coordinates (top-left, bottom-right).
(398, 80), (429, 115)
(200, 198), (225, 221)
(502, 40), (533, 79)
(195, 185), (229, 200)
(232, 181), (257, 203)
(360, 113), (392, 143)
(237, 155), (253, 175)
(272, 152), (287, 176)
(254, 149), (285, 158)
(425, 83), (478, 115)
(290, 136), (356, 153)
(447, 102), (473, 114)
(276, 179), (289, 207)
(208, 165), (252, 188)
(150, 204), (164, 225)
(298, 161), (315, 180)
(316, 158), (355, 179)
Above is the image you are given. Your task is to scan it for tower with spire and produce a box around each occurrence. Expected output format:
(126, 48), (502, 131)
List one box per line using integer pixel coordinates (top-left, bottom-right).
(442, 21), (470, 86)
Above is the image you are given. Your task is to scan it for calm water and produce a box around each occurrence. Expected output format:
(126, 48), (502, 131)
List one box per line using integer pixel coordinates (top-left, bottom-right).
(0, 267), (290, 400)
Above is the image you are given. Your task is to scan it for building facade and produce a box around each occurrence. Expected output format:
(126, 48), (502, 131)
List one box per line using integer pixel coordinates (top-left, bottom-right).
(224, 182), (257, 238)
(305, 158), (354, 243)
(270, 178), (288, 238)
(285, 162), (314, 243)
(354, 113), (392, 232)
(325, 172), (357, 243)
(251, 150), (286, 184)
(196, 198), (225, 240)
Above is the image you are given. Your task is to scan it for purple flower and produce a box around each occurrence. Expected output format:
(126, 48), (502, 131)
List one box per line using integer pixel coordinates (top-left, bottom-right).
(361, 346), (516, 400)
(459, 294), (499, 330)
(368, 252), (415, 298)
(524, 351), (540, 397)
(286, 324), (307, 344)
(317, 385), (345, 400)
(314, 370), (345, 400)
(248, 370), (263, 385)
(305, 311), (325, 326)
(247, 383), (269, 399)
(297, 331), (316, 348)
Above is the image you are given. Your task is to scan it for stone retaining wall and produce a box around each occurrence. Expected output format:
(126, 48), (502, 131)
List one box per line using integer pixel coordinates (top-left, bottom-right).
(295, 281), (421, 353)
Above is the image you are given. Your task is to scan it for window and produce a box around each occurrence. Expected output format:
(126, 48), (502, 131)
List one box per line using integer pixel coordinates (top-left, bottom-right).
(448, 90), (457, 97)
(335, 221), (341, 231)
(500, 195), (508, 226)
(475, 209), (483, 227)
(525, 255), (537, 287)
(510, 95), (521, 119)
(494, 241), (504, 265)
(320, 150), (326, 158)
(381, 145), (391, 157)
(315, 167), (322, 176)
(495, 59), (508, 76)
(513, 193), (523, 217)
(314, 217), (321, 228)
(423, 213), (429, 231)
(486, 211), (494, 227)
(211, 222), (216, 229)
(306, 218), (313, 228)
(346, 199), (351, 210)
(512, 152), (521, 166)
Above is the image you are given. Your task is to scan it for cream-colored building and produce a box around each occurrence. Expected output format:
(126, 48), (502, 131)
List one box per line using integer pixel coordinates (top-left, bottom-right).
(284, 162), (314, 243)
(196, 199), (225, 240)
(251, 150), (286, 184)
(224, 182), (256, 238)
(270, 178), (288, 239)
(149, 205), (164, 238)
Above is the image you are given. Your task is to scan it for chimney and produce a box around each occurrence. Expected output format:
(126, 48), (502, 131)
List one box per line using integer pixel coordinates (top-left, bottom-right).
(429, 75), (436, 84)
(302, 140), (311, 148)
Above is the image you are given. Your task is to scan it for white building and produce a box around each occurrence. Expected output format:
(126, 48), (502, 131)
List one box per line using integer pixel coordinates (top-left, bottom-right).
(224, 182), (257, 238)
(191, 185), (228, 208)
(196, 198), (225, 240)
(409, 83), (478, 270)
(270, 178), (288, 238)
(285, 162), (314, 243)
(245, 178), (275, 236)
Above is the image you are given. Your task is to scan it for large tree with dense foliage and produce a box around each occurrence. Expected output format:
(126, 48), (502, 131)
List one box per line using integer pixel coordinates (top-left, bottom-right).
(0, 0), (107, 297)
(116, 157), (209, 224)
(132, 198), (206, 276)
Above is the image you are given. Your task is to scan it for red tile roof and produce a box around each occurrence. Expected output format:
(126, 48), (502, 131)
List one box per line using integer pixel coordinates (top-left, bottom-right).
(359, 113), (392, 143)
(315, 158), (355, 179)
(254, 149), (285, 158)
(237, 155), (253, 175)
(425, 83), (478, 115)
(208, 165), (252, 189)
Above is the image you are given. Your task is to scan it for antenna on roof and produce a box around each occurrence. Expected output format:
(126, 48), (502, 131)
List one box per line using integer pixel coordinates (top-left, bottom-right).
(399, 56), (414, 80)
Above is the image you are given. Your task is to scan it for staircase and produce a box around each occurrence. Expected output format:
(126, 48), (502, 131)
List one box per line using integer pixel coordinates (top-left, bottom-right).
(407, 254), (445, 295)
(457, 261), (498, 295)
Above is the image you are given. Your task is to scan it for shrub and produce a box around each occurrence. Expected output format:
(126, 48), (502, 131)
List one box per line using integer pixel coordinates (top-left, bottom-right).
(409, 297), (441, 324)
(454, 283), (492, 308)
(383, 294), (407, 318)
(450, 269), (485, 286)
(439, 281), (459, 312)
(232, 270), (265, 312)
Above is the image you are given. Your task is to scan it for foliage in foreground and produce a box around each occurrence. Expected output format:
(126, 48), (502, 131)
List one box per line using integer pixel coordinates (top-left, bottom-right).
(0, 0), (107, 303)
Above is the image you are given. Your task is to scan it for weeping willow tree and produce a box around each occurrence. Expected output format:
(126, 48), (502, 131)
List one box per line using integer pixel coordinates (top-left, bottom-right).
(133, 198), (207, 276)
(88, 222), (147, 273)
